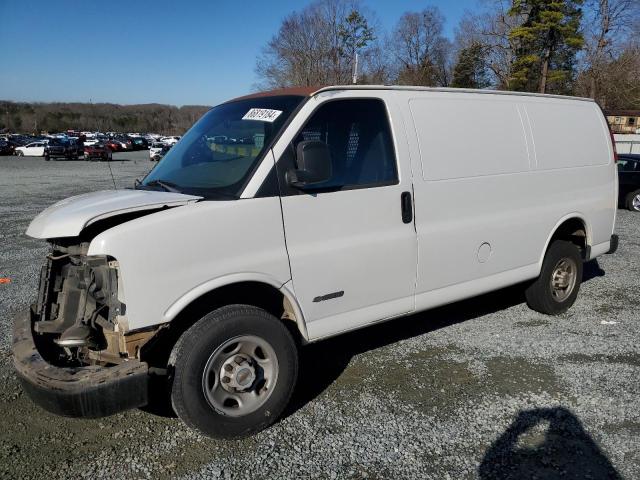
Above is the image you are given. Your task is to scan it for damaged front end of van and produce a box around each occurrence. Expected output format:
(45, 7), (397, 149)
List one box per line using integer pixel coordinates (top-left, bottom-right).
(12, 190), (200, 417)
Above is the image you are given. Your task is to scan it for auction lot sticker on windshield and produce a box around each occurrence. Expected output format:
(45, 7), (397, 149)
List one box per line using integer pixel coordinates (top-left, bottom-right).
(242, 108), (283, 123)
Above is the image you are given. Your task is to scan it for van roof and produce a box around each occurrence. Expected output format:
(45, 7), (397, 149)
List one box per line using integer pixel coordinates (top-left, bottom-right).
(230, 85), (595, 103)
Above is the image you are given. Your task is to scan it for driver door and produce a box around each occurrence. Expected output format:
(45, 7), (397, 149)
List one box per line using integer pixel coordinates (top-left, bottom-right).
(275, 95), (417, 340)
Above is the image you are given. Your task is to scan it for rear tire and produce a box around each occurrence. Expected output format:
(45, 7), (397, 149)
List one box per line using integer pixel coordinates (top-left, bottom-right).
(626, 190), (640, 212)
(170, 305), (298, 439)
(44, 155), (50, 161)
(525, 240), (583, 315)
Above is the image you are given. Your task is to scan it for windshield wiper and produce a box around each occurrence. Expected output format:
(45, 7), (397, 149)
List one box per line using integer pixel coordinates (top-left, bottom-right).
(144, 179), (182, 193)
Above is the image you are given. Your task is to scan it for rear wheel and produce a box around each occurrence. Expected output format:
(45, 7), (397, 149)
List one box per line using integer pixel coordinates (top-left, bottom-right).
(626, 190), (640, 212)
(170, 305), (298, 439)
(525, 240), (583, 315)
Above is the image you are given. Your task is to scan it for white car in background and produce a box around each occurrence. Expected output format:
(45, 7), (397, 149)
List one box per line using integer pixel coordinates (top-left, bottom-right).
(160, 136), (181, 145)
(15, 141), (46, 157)
(149, 142), (167, 161)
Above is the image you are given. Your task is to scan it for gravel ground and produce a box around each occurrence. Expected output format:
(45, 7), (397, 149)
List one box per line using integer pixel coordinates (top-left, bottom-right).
(0, 154), (638, 479)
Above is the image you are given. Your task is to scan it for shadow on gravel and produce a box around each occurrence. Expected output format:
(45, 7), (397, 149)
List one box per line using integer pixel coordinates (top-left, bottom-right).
(478, 407), (620, 480)
(583, 259), (605, 282)
(287, 261), (606, 419)
(288, 282), (528, 418)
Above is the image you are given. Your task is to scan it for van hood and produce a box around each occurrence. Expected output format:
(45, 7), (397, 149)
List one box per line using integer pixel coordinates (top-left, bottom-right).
(26, 189), (202, 239)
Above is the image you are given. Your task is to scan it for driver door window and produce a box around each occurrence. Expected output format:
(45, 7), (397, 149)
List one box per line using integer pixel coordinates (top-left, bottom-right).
(292, 99), (398, 191)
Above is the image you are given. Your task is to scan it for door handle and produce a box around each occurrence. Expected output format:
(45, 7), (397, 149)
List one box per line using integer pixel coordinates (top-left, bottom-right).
(401, 191), (413, 224)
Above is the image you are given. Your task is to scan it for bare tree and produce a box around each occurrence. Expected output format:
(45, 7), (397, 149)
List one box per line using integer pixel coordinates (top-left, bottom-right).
(576, 35), (640, 109)
(581, 0), (640, 99)
(390, 7), (452, 86)
(358, 38), (394, 84)
(255, 0), (377, 88)
(453, 1), (521, 89)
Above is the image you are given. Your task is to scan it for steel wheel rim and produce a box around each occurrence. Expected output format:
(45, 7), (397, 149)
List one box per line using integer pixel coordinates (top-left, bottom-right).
(633, 194), (640, 211)
(201, 335), (278, 417)
(550, 258), (577, 302)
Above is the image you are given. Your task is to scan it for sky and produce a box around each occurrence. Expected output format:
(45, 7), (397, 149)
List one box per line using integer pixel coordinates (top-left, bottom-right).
(0, 0), (479, 106)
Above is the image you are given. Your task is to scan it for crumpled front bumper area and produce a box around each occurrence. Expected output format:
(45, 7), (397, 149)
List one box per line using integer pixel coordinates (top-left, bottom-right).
(12, 309), (149, 418)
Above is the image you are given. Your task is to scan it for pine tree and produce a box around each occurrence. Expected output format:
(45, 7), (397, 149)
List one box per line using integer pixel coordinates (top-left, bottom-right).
(508, 0), (584, 94)
(339, 10), (376, 83)
(451, 42), (490, 89)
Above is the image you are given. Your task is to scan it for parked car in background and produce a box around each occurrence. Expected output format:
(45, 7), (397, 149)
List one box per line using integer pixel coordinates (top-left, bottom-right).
(9, 135), (33, 147)
(114, 136), (133, 150)
(15, 141), (46, 156)
(44, 138), (83, 160)
(84, 142), (113, 161)
(160, 135), (181, 145)
(149, 143), (171, 161)
(130, 137), (149, 150)
(143, 134), (159, 145)
(0, 140), (15, 155)
(149, 141), (166, 160)
(104, 139), (122, 152)
(618, 154), (640, 211)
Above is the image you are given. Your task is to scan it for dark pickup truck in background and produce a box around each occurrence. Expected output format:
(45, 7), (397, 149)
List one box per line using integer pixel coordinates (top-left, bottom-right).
(44, 138), (84, 161)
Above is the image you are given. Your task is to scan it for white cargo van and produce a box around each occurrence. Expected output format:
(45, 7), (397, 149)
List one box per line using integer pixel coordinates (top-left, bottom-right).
(13, 86), (618, 438)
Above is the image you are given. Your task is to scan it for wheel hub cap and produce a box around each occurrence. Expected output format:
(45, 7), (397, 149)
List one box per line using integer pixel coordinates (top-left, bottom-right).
(220, 355), (257, 392)
(201, 335), (279, 417)
(550, 258), (577, 302)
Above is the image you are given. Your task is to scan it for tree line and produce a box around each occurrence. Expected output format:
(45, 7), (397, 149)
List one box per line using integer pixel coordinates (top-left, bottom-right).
(256, 0), (640, 109)
(0, 101), (210, 135)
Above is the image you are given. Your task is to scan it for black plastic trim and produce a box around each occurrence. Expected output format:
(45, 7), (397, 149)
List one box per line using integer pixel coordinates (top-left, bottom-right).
(607, 234), (619, 254)
(401, 191), (413, 223)
(12, 309), (148, 418)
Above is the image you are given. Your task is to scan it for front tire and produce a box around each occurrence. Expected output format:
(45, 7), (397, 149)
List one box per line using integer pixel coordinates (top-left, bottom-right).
(626, 190), (640, 212)
(525, 240), (583, 315)
(170, 305), (298, 439)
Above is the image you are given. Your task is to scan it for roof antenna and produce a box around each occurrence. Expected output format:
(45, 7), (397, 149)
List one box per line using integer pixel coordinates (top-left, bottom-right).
(106, 158), (117, 190)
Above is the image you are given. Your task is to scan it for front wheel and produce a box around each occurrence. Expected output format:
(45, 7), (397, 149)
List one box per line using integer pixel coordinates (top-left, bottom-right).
(525, 240), (583, 315)
(16, 151), (23, 157)
(626, 190), (640, 212)
(170, 305), (298, 439)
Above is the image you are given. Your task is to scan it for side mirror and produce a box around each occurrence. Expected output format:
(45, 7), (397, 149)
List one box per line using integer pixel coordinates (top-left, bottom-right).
(287, 140), (332, 189)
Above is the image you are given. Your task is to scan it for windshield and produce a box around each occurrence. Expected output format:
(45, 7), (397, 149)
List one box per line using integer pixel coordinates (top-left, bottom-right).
(140, 95), (305, 198)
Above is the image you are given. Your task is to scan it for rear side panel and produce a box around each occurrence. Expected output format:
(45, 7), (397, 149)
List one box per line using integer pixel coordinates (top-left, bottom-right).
(398, 91), (615, 312)
(523, 98), (616, 250)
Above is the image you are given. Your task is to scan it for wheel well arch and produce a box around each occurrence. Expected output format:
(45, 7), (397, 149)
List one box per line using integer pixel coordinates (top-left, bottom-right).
(141, 280), (307, 368)
(540, 215), (590, 267)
